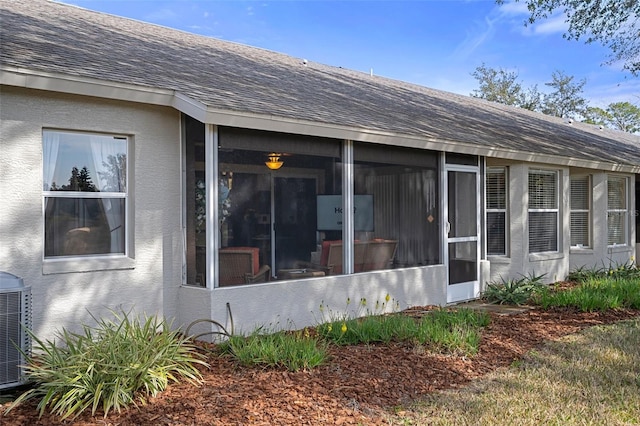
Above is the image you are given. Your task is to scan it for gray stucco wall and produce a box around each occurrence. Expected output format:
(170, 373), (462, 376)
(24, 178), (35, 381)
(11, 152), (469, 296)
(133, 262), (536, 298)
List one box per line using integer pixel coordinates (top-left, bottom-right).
(0, 86), (182, 340)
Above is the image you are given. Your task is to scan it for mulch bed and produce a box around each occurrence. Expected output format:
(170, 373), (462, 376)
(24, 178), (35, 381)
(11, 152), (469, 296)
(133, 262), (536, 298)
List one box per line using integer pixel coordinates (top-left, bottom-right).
(2, 306), (639, 425)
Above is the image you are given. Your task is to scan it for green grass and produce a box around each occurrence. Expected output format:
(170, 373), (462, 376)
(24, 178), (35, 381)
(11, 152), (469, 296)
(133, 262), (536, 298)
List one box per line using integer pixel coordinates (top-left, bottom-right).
(389, 318), (640, 426)
(536, 276), (640, 311)
(217, 329), (328, 371)
(6, 310), (207, 420)
(316, 308), (490, 356)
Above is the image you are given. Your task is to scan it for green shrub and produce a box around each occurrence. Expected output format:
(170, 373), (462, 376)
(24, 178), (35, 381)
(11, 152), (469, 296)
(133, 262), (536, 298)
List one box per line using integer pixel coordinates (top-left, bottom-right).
(484, 273), (546, 305)
(538, 277), (640, 311)
(317, 307), (489, 356)
(218, 329), (327, 371)
(8, 310), (207, 420)
(567, 259), (640, 283)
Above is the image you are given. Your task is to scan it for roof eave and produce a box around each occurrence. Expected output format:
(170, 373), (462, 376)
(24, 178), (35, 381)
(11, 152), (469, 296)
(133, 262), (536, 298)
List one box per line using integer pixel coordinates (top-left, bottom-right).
(4, 67), (639, 174)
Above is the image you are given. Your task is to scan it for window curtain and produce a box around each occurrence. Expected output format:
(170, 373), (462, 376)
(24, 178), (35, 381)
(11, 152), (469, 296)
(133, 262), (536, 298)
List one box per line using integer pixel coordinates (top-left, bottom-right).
(43, 132), (60, 191)
(90, 136), (126, 252)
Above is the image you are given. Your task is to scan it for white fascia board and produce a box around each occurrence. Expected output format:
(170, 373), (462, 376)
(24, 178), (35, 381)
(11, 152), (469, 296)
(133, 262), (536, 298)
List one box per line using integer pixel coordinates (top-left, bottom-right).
(3, 67), (638, 174)
(1, 67), (175, 106)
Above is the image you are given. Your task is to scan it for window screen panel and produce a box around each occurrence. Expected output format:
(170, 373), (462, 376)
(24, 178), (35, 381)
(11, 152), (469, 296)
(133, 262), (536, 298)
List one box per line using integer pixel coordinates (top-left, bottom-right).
(529, 212), (558, 253)
(487, 211), (506, 255)
(570, 176), (590, 247)
(529, 170), (557, 209)
(486, 168), (506, 210)
(607, 176), (626, 210)
(570, 212), (589, 246)
(608, 212), (627, 245)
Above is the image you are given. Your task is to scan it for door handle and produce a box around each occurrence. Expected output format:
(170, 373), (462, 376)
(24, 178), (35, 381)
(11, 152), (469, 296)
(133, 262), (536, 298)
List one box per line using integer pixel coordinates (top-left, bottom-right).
(446, 221), (451, 235)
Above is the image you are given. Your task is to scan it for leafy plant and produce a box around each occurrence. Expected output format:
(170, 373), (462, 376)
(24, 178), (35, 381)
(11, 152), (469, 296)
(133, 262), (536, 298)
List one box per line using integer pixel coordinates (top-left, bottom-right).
(218, 329), (327, 371)
(537, 276), (640, 311)
(483, 273), (546, 305)
(7, 310), (207, 420)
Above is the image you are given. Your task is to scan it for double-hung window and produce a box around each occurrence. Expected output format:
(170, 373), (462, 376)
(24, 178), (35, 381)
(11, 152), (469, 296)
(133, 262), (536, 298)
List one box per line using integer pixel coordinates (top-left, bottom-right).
(486, 167), (507, 256)
(43, 130), (127, 258)
(528, 169), (559, 253)
(570, 175), (591, 248)
(607, 175), (628, 246)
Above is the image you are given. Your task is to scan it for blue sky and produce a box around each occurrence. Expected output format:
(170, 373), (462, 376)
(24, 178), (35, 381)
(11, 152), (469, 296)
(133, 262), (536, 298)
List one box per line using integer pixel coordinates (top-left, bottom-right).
(59, 0), (639, 107)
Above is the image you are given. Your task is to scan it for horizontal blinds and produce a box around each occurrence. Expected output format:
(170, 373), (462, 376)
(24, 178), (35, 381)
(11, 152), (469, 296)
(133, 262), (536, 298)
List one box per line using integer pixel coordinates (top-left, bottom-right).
(570, 212), (589, 246)
(607, 176), (626, 210)
(570, 176), (590, 247)
(529, 212), (558, 253)
(486, 168), (506, 210)
(529, 170), (557, 209)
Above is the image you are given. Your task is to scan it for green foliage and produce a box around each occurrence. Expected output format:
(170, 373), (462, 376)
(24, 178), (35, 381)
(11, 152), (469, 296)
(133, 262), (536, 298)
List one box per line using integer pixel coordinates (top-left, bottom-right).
(470, 65), (587, 119)
(217, 330), (327, 371)
(470, 63), (541, 110)
(413, 308), (490, 355)
(317, 307), (490, 356)
(541, 70), (588, 119)
(7, 310), (207, 420)
(537, 277), (640, 311)
(584, 102), (640, 133)
(567, 259), (640, 283)
(483, 273), (546, 305)
(497, 0), (640, 75)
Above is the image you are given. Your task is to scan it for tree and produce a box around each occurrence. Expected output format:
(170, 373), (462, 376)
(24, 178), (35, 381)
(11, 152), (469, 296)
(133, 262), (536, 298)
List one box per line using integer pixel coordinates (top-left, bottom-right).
(470, 63), (541, 110)
(60, 166), (97, 192)
(498, 0), (640, 75)
(541, 70), (587, 119)
(584, 102), (640, 133)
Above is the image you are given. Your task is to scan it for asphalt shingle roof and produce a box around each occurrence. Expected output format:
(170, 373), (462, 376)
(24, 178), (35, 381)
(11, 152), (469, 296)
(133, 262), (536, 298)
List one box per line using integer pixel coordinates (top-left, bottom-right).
(2, 0), (640, 169)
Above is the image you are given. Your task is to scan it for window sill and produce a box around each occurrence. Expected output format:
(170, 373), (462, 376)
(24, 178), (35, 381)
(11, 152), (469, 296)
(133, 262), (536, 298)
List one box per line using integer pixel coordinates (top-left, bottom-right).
(487, 256), (511, 264)
(528, 252), (564, 262)
(608, 245), (632, 254)
(570, 247), (594, 255)
(43, 256), (135, 275)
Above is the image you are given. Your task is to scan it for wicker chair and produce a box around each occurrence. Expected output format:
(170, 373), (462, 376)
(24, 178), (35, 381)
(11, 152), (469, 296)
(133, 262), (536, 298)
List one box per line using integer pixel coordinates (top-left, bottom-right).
(219, 247), (270, 286)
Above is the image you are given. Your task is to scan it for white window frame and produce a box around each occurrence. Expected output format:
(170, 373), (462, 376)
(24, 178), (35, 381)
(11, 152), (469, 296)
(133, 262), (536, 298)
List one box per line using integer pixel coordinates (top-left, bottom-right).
(486, 167), (508, 256)
(607, 175), (629, 247)
(42, 129), (133, 274)
(528, 169), (559, 254)
(570, 175), (591, 248)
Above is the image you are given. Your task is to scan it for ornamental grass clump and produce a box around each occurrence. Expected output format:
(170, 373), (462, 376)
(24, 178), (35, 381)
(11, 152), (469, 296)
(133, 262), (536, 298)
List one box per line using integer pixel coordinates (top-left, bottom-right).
(483, 273), (546, 305)
(537, 276), (640, 311)
(7, 310), (207, 420)
(218, 329), (328, 371)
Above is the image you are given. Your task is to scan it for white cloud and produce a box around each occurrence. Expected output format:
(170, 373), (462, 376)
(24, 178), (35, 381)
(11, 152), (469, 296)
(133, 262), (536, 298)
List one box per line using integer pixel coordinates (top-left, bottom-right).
(451, 15), (498, 60)
(531, 14), (568, 35)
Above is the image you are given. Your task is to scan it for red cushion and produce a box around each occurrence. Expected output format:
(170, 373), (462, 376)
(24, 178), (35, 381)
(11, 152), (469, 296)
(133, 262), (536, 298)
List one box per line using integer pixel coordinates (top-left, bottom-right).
(221, 246), (259, 274)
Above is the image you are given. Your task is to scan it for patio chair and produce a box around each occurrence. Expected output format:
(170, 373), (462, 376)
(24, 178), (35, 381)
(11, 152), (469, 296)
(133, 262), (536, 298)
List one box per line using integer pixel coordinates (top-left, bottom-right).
(219, 247), (270, 286)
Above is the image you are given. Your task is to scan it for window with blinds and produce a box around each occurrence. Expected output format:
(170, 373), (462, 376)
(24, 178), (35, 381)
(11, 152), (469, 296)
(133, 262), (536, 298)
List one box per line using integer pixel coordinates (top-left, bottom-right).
(528, 169), (559, 253)
(486, 167), (507, 256)
(607, 175), (628, 246)
(570, 175), (591, 247)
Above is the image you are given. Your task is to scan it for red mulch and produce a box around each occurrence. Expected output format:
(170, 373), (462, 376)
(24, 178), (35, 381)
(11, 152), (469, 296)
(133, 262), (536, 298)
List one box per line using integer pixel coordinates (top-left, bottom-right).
(2, 306), (639, 425)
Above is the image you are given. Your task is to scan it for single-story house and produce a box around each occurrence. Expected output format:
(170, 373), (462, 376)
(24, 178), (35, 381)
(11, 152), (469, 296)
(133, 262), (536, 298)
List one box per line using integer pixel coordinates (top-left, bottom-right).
(2, 0), (640, 343)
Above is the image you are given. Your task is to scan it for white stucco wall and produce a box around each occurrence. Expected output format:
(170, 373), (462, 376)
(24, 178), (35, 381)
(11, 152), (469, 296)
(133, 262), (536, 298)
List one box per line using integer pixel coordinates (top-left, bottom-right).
(487, 161), (636, 286)
(178, 264), (449, 338)
(0, 86), (182, 340)
(569, 170), (636, 272)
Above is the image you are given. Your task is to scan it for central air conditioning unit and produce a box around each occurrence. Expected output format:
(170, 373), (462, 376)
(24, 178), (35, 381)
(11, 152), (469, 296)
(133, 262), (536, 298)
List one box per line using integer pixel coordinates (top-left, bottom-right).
(0, 272), (32, 390)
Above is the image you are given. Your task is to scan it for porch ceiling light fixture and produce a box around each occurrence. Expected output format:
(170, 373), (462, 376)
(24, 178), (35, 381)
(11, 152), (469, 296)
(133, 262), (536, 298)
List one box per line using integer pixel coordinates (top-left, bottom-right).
(265, 153), (284, 170)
